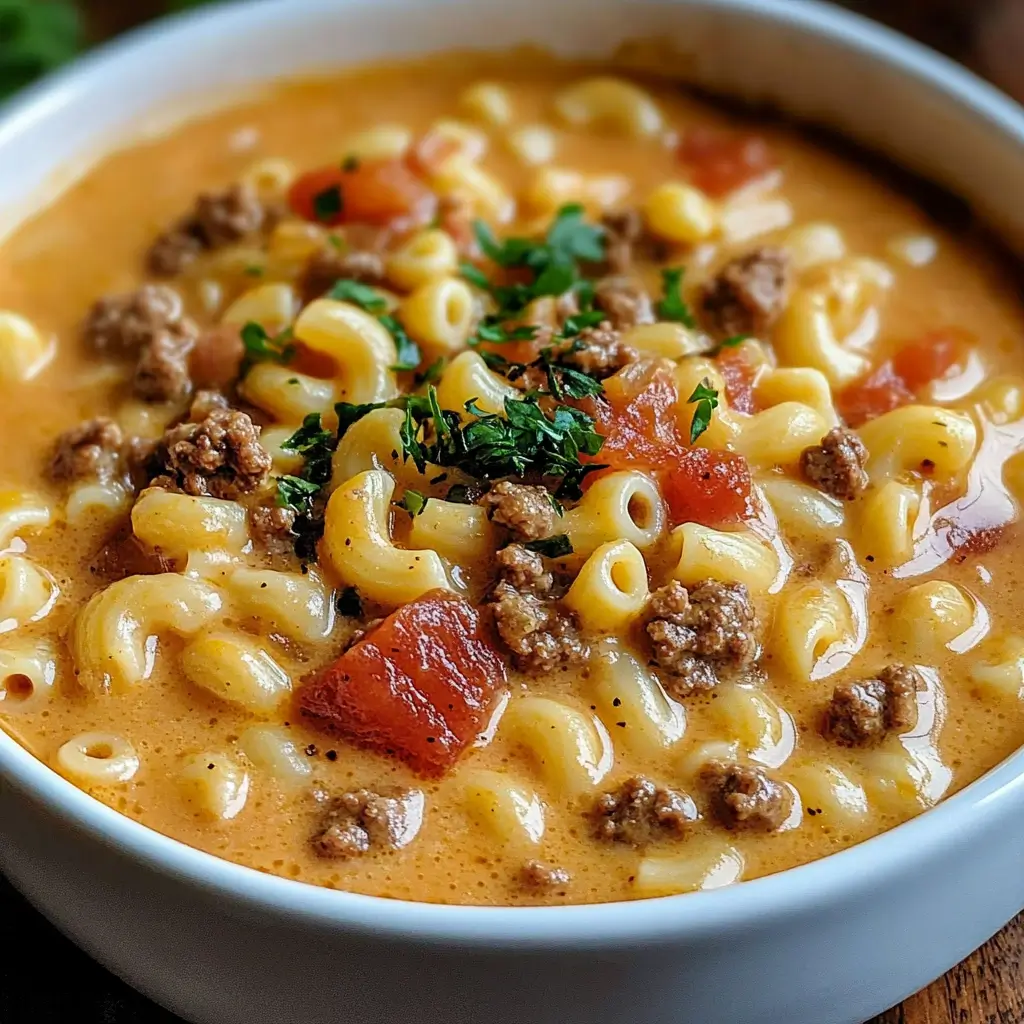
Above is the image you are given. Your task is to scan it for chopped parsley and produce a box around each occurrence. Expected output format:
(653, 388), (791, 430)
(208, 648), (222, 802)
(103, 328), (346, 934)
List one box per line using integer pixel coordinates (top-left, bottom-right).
(686, 378), (719, 444)
(561, 310), (606, 337)
(459, 260), (491, 291)
(415, 357), (447, 386)
(656, 267), (697, 328)
(241, 321), (295, 367)
(395, 489), (429, 516)
(524, 534), (573, 558)
(276, 475), (320, 512)
(719, 333), (751, 348)
(312, 183), (343, 223)
(274, 412), (338, 559)
(381, 314), (421, 372)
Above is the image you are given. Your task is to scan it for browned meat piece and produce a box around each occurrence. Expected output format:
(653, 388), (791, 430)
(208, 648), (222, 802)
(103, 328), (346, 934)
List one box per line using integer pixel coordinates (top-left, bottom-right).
(593, 277), (655, 330)
(701, 247), (791, 339)
(189, 326), (245, 390)
(50, 418), (124, 484)
(478, 481), (557, 542)
(494, 543), (553, 594)
(195, 183), (266, 247)
(601, 208), (644, 274)
(312, 788), (424, 859)
(149, 408), (272, 499)
(823, 664), (923, 746)
(590, 776), (698, 846)
(147, 184), (265, 277)
(801, 427), (869, 501)
(489, 585), (588, 674)
(300, 244), (387, 302)
(700, 760), (792, 831)
(89, 522), (177, 582)
(518, 860), (572, 891)
(85, 285), (191, 353)
(645, 580), (758, 696)
(249, 504), (297, 554)
(148, 227), (205, 276)
(132, 327), (196, 403)
(558, 321), (639, 379)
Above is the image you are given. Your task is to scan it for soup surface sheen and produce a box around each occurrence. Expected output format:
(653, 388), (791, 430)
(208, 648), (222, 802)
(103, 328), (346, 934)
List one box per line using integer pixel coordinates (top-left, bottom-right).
(1, 54), (1023, 906)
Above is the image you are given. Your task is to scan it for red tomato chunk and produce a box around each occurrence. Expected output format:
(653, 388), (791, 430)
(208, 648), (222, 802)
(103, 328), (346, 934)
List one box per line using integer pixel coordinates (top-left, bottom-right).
(839, 329), (968, 427)
(677, 127), (775, 197)
(660, 448), (753, 527)
(289, 159), (437, 229)
(298, 590), (506, 776)
(716, 347), (759, 415)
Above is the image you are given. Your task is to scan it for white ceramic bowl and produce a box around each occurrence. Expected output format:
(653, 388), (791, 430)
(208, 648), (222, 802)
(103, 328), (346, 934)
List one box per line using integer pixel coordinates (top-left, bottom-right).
(3, 3), (1024, 1022)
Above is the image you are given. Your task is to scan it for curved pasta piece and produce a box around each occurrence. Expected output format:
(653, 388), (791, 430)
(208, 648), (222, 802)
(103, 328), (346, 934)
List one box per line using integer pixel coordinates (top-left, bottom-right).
(332, 407), (437, 489)
(861, 742), (951, 815)
(501, 696), (613, 795)
(643, 182), (718, 245)
(755, 367), (839, 426)
(227, 566), (333, 643)
(56, 732), (140, 786)
(432, 157), (513, 221)
(621, 322), (706, 361)
(240, 363), (335, 421)
(562, 471), (665, 558)
(784, 222), (847, 272)
(131, 488), (249, 559)
(0, 311), (53, 382)
(710, 683), (795, 768)
(460, 768), (546, 844)
(221, 282), (297, 333)
(564, 541), (650, 634)
(0, 490), (51, 548)
(855, 480), (925, 570)
(71, 573), (224, 694)
(670, 523), (780, 593)
(893, 580), (987, 658)
(589, 641), (686, 754)
(386, 228), (459, 291)
(239, 725), (313, 788)
(634, 838), (745, 897)
(400, 276), (477, 358)
(0, 640), (57, 714)
(857, 406), (977, 482)
(339, 124), (412, 162)
(179, 750), (250, 820)
(460, 82), (513, 126)
(293, 298), (399, 404)
(554, 77), (663, 137)
(65, 480), (131, 524)
(407, 499), (497, 569)
(733, 402), (830, 468)
(772, 580), (860, 681)
(0, 553), (56, 632)
(434, 350), (519, 417)
(322, 470), (454, 606)
(757, 477), (844, 536)
(786, 763), (869, 826)
(969, 636), (1024, 700)
(182, 633), (292, 715)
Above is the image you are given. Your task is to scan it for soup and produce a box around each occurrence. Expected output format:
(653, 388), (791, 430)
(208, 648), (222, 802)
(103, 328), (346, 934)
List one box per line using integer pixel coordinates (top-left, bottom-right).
(1, 54), (1022, 907)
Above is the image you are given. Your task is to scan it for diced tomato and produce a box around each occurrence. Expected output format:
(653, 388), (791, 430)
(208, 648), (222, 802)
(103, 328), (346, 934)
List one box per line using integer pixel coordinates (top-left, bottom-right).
(839, 329), (970, 427)
(298, 590), (506, 776)
(677, 127), (775, 197)
(660, 448), (753, 527)
(891, 329), (967, 392)
(590, 361), (689, 471)
(289, 160), (437, 229)
(716, 347), (759, 414)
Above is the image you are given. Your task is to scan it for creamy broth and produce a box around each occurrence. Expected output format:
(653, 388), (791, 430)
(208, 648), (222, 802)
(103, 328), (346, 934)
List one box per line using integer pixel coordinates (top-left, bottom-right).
(1, 54), (1023, 906)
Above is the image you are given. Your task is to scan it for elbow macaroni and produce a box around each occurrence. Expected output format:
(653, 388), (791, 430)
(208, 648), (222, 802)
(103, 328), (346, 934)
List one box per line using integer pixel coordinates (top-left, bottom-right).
(670, 523), (780, 593)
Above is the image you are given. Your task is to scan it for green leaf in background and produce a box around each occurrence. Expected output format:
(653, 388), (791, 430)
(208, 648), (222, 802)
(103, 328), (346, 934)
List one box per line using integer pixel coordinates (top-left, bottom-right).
(0, 0), (83, 99)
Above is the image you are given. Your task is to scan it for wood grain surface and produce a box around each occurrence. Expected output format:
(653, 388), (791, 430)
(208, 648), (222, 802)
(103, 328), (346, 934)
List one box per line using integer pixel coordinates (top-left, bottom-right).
(2, 2), (1020, 1023)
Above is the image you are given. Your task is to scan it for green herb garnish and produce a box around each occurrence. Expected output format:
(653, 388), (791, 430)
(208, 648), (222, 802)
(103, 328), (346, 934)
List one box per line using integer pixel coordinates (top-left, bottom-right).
(327, 279), (388, 313)
(241, 321), (295, 366)
(382, 314), (421, 372)
(312, 184), (343, 223)
(656, 267), (697, 328)
(719, 334), (751, 348)
(416, 357), (447, 386)
(524, 534), (574, 558)
(686, 378), (719, 444)
(396, 489), (429, 516)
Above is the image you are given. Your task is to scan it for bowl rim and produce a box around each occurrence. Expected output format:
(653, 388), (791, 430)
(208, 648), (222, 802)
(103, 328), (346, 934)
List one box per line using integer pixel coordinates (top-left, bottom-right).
(4, 0), (1024, 946)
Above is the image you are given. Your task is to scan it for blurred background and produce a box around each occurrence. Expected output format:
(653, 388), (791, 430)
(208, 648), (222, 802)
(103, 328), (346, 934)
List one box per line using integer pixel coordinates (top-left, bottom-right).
(1, 0), (1024, 106)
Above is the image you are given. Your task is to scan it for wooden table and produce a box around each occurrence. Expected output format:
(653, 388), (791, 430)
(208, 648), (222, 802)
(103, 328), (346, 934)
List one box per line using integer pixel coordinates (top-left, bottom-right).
(0, 870), (1020, 1023)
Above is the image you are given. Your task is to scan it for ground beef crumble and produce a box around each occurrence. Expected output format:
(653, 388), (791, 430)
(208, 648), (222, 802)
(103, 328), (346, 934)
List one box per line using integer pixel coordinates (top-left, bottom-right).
(84, 285), (190, 353)
(823, 664), (923, 746)
(300, 240), (387, 302)
(801, 427), (870, 501)
(700, 760), (792, 831)
(249, 504), (297, 554)
(701, 247), (791, 339)
(593, 277), (655, 330)
(558, 320), (639, 378)
(600, 209), (645, 275)
(487, 543), (588, 675)
(50, 418), (125, 484)
(478, 481), (557, 542)
(590, 776), (698, 846)
(312, 788), (424, 858)
(518, 860), (572, 891)
(132, 326), (197, 403)
(147, 407), (272, 500)
(645, 580), (758, 696)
